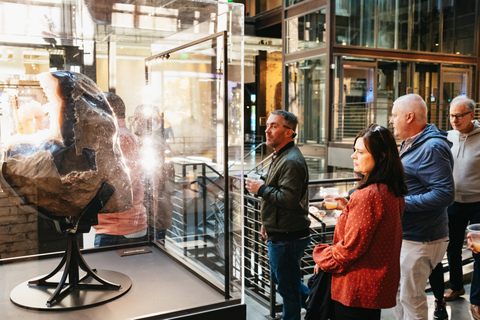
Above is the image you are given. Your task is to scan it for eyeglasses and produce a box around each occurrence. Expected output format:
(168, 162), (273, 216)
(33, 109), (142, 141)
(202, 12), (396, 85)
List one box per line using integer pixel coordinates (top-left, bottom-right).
(369, 124), (387, 145)
(266, 124), (293, 130)
(449, 111), (472, 120)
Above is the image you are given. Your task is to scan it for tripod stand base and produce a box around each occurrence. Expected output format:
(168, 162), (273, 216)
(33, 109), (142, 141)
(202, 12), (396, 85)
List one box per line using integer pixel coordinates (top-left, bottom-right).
(10, 269), (132, 310)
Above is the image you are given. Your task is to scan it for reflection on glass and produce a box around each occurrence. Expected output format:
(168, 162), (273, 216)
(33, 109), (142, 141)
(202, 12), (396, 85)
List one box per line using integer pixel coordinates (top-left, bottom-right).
(145, 32), (243, 291)
(377, 0), (409, 50)
(285, 0), (307, 7)
(443, 0), (475, 55)
(411, 0), (440, 52)
(286, 57), (326, 144)
(442, 69), (470, 130)
(286, 9), (326, 53)
(376, 60), (408, 127)
(93, 93), (148, 248)
(335, 0), (375, 47)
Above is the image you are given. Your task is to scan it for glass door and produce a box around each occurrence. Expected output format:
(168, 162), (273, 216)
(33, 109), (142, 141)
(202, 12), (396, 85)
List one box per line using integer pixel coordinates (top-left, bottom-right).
(336, 61), (376, 139)
(414, 63), (440, 126)
(441, 67), (470, 129)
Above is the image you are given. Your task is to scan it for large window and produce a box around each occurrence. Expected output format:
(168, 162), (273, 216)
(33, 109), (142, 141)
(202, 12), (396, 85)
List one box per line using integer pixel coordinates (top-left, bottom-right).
(335, 0), (376, 47)
(336, 0), (477, 56)
(286, 0), (307, 7)
(286, 57), (326, 144)
(378, 0), (409, 49)
(442, 0), (476, 55)
(411, 0), (440, 52)
(286, 9), (327, 53)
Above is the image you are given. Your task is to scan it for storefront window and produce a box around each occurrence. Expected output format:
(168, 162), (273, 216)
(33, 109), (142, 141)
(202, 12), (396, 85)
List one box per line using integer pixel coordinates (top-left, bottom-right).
(335, 0), (375, 47)
(286, 56), (326, 144)
(286, 9), (326, 53)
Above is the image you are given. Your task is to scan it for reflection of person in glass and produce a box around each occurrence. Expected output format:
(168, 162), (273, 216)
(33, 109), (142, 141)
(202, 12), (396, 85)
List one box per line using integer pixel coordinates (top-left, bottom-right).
(93, 93), (147, 247)
(132, 104), (174, 245)
(313, 124), (407, 320)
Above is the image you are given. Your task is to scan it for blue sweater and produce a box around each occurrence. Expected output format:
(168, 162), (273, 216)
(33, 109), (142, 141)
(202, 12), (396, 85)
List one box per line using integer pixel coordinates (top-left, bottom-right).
(400, 124), (454, 242)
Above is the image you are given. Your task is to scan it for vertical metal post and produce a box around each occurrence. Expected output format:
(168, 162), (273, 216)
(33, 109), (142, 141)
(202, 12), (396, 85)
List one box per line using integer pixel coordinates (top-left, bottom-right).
(202, 165), (207, 254)
(223, 31), (230, 299)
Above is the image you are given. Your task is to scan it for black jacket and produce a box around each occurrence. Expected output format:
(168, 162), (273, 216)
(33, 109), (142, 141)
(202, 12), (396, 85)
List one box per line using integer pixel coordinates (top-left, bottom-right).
(260, 142), (310, 238)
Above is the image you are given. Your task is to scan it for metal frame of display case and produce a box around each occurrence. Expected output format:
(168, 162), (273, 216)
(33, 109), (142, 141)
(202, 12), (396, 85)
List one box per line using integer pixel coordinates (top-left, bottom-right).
(145, 31), (240, 300)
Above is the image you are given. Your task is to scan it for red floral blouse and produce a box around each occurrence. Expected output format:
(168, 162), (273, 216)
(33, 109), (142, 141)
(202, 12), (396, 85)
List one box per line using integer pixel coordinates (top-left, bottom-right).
(313, 183), (405, 309)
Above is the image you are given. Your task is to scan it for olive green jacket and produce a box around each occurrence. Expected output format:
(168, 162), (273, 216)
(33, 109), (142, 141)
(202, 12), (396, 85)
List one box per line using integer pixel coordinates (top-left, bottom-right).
(260, 143), (310, 235)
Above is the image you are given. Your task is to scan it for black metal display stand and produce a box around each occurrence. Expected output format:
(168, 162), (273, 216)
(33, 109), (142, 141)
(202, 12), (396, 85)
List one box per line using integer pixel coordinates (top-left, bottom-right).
(9, 182), (132, 310)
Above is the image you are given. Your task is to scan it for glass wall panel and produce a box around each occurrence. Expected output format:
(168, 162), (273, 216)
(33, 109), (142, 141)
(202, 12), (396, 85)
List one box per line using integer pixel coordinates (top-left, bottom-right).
(0, 1), (244, 316)
(413, 63), (441, 127)
(286, 56), (326, 144)
(286, 9), (327, 53)
(335, 0), (375, 47)
(378, 0), (409, 50)
(412, 0), (440, 52)
(376, 60), (408, 127)
(286, 0), (307, 7)
(442, 0), (476, 55)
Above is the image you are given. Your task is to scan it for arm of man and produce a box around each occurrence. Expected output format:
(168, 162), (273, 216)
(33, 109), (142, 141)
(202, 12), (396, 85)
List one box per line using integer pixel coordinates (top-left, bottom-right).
(405, 141), (455, 212)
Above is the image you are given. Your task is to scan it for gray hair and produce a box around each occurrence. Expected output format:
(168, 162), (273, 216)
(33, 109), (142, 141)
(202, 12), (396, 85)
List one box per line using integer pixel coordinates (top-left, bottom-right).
(271, 110), (298, 133)
(394, 94), (428, 123)
(451, 95), (476, 113)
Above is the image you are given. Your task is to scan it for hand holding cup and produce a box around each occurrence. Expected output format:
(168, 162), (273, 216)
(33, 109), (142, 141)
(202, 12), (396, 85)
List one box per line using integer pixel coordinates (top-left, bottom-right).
(245, 174), (264, 195)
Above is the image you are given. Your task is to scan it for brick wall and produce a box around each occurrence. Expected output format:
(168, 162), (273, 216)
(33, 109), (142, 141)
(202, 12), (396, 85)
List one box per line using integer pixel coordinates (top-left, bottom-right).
(0, 191), (38, 259)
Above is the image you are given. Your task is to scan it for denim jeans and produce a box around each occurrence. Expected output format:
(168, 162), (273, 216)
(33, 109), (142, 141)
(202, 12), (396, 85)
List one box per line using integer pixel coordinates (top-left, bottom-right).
(447, 201), (480, 305)
(267, 236), (310, 320)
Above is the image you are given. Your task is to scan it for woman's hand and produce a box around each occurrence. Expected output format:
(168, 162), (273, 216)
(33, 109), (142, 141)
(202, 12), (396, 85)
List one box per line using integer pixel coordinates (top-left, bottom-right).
(314, 264), (320, 274)
(335, 197), (348, 210)
(467, 233), (478, 254)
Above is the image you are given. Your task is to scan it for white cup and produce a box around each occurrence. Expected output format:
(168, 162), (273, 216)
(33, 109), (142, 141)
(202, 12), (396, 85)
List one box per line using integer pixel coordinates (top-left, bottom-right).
(467, 224), (480, 252)
(247, 173), (261, 181)
(323, 187), (339, 210)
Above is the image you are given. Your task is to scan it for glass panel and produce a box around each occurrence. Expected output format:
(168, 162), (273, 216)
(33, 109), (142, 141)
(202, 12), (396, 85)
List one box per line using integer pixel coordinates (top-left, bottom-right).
(335, 0), (375, 47)
(412, 63), (442, 128)
(453, 0), (476, 55)
(286, 56), (326, 145)
(378, 0), (409, 50)
(286, 0), (307, 7)
(0, 0), (244, 312)
(146, 31), (244, 296)
(441, 0), (476, 55)
(377, 60), (407, 128)
(412, 0), (440, 52)
(442, 0), (455, 54)
(286, 9), (326, 53)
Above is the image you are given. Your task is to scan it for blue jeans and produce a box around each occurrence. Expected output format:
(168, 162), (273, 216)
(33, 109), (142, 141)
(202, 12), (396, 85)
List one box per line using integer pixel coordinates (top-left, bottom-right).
(94, 233), (148, 247)
(267, 236), (310, 320)
(447, 201), (480, 305)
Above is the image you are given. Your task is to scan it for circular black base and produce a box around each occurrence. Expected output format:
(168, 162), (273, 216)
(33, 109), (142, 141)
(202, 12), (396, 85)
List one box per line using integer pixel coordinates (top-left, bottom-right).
(10, 270), (132, 311)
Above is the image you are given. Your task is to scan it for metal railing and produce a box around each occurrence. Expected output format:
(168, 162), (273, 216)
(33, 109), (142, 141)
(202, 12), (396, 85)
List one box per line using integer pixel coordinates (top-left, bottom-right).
(242, 176), (360, 318)
(331, 101), (480, 143)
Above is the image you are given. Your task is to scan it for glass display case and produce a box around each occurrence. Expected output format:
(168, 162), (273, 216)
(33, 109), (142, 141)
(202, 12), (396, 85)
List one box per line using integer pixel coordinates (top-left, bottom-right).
(0, 1), (245, 319)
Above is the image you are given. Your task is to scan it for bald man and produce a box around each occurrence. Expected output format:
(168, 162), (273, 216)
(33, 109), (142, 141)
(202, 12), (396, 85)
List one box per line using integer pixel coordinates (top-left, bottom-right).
(389, 94), (454, 320)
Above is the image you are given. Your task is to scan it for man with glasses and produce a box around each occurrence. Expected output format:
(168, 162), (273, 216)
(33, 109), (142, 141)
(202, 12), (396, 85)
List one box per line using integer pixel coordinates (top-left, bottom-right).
(444, 95), (480, 320)
(389, 94), (455, 320)
(245, 110), (310, 320)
